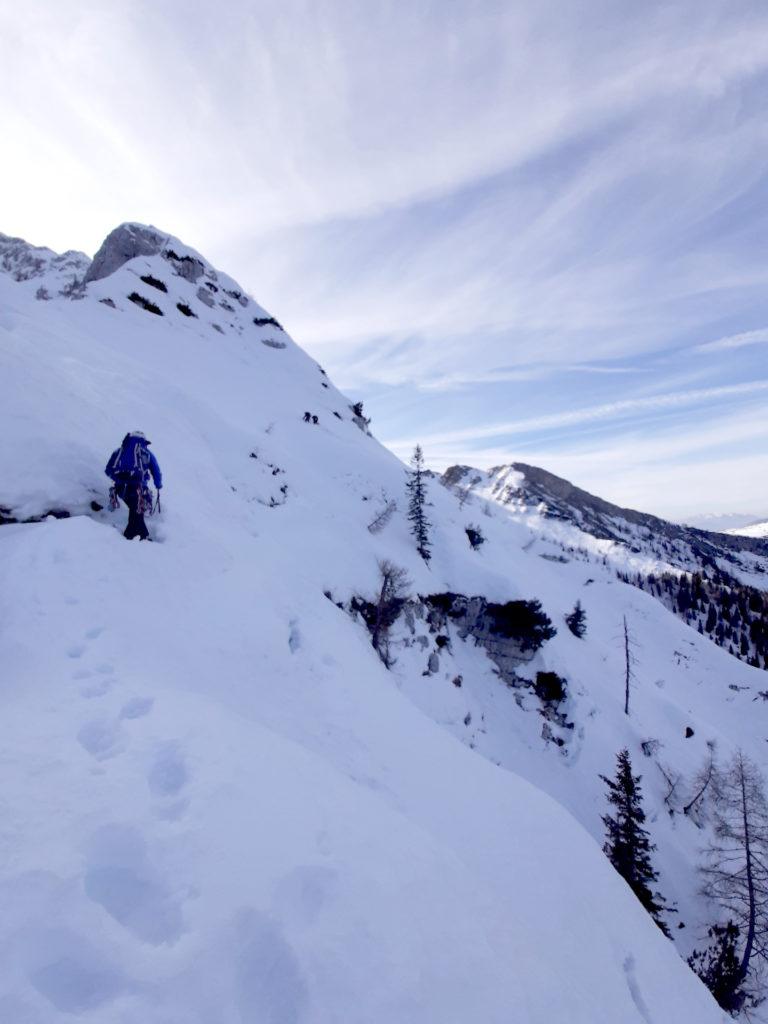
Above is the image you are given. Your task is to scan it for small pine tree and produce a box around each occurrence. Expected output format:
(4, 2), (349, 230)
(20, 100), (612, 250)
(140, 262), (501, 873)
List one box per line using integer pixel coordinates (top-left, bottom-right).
(601, 749), (670, 936)
(406, 444), (432, 562)
(688, 921), (745, 1014)
(565, 600), (587, 638)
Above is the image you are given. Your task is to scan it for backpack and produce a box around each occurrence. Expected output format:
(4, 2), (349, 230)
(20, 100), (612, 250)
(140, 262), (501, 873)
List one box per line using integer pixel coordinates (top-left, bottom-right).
(114, 434), (151, 478)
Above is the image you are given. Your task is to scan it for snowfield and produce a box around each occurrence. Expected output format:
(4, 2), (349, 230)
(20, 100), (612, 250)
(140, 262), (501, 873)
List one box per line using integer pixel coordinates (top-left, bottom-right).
(730, 520), (768, 539)
(0, 224), (741, 1022)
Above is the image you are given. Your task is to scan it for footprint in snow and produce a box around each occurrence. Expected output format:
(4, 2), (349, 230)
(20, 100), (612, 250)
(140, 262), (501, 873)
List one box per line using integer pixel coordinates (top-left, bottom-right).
(77, 718), (123, 760)
(120, 696), (154, 720)
(148, 742), (189, 820)
(147, 743), (188, 797)
(66, 644), (86, 659)
(272, 865), (338, 927)
(233, 909), (308, 1024)
(80, 679), (114, 700)
(27, 928), (124, 1014)
(83, 824), (185, 946)
(85, 626), (104, 640)
(288, 620), (301, 653)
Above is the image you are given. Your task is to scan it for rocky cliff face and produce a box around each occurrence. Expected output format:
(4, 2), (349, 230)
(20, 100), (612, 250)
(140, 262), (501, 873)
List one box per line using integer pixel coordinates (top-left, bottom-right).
(84, 223), (172, 283)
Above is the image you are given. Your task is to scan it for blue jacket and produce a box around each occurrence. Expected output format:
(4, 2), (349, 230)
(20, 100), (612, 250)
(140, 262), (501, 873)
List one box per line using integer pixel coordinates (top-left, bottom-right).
(105, 439), (163, 489)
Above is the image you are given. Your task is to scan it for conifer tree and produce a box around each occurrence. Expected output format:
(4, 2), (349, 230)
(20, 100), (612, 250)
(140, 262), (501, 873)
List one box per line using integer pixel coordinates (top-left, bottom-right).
(688, 921), (746, 1014)
(406, 444), (432, 562)
(601, 749), (670, 936)
(565, 600), (587, 638)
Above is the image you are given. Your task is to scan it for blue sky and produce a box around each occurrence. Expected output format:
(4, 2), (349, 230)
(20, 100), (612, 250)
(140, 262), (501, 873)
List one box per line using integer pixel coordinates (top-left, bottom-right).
(2, 0), (767, 519)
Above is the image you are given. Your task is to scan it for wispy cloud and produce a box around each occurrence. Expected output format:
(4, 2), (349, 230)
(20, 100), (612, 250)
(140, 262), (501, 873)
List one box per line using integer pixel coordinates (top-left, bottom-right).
(387, 381), (768, 451)
(697, 327), (768, 352)
(415, 361), (648, 393)
(409, 405), (768, 520)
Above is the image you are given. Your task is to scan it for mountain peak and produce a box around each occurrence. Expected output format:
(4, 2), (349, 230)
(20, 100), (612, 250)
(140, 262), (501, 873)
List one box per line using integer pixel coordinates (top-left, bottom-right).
(1, 222), (286, 345)
(84, 222), (176, 283)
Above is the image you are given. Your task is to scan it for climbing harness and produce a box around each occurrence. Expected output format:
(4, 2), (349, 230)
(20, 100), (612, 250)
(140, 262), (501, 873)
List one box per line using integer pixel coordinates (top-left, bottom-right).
(109, 481), (158, 516)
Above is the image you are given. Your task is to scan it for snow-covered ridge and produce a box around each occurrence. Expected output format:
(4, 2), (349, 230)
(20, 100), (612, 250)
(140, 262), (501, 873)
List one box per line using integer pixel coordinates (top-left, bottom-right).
(1, 221), (287, 347)
(443, 462), (768, 586)
(684, 511), (767, 533)
(729, 519), (768, 539)
(0, 222), (739, 1023)
(0, 231), (90, 296)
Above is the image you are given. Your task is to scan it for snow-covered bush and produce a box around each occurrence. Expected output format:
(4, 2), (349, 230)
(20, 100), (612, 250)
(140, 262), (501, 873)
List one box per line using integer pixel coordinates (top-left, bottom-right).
(534, 671), (567, 704)
(465, 524), (485, 549)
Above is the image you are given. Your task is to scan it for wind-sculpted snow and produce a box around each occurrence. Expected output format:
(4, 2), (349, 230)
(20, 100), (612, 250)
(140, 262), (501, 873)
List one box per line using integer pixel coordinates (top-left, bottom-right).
(0, 223), (734, 1022)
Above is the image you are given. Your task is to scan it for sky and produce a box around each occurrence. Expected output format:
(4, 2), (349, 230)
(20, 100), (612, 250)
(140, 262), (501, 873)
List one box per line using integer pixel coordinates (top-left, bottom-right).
(1, 0), (767, 522)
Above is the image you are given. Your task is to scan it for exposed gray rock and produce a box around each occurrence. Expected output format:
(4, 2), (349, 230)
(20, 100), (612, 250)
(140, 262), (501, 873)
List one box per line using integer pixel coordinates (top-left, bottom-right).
(0, 232), (90, 287)
(225, 288), (249, 307)
(166, 249), (205, 283)
(196, 286), (215, 308)
(423, 595), (536, 684)
(85, 224), (169, 283)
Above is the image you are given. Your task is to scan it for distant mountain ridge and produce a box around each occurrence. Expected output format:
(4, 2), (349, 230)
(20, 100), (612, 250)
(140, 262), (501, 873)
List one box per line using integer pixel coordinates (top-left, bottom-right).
(682, 511), (768, 532)
(442, 462), (768, 584)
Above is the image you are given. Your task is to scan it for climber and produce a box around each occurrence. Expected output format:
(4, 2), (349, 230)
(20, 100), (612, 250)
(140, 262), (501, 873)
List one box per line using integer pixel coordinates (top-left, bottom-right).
(105, 431), (163, 540)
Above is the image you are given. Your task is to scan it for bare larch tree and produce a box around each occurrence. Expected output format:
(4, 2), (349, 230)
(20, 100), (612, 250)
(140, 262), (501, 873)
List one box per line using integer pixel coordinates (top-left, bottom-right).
(700, 750), (768, 996)
(370, 560), (411, 667)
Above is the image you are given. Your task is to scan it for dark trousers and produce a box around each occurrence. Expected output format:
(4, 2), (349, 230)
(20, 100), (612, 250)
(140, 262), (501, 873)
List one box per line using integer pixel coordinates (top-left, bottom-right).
(116, 477), (149, 540)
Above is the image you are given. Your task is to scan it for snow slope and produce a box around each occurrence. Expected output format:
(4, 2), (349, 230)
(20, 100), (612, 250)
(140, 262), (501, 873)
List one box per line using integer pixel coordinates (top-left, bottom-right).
(729, 520), (768, 539)
(683, 512), (767, 533)
(0, 225), (731, 1022)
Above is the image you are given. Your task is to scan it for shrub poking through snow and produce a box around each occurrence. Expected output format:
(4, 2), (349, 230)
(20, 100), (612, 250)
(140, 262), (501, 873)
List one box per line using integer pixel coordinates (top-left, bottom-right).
(176, 302), (197, 317)
(128, 292), (163, 315)
(688, 922), (746, 1014)
(253, 315), (283, 330)
(465, 524), (485, 550)
(535, 671), (567, 704)
(485, 599), (555, 651)
(566, 600), (587, 637)
(350, 401), (371, 433)
(140, 273), (168, 292)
